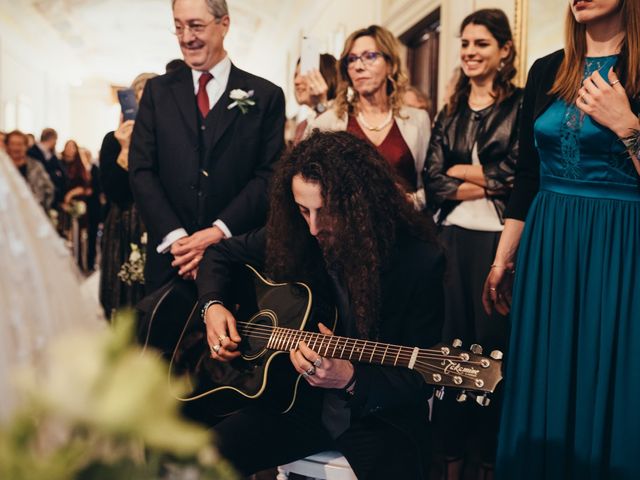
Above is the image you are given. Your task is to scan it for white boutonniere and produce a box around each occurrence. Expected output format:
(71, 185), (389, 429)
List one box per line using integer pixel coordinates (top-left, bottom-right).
(227, 89), (255, 114)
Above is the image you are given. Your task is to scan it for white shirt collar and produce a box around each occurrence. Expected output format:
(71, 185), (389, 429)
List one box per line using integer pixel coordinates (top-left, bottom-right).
(191, 55), (231, 93)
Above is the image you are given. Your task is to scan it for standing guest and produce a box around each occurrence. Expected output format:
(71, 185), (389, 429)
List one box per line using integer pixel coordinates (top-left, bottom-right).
(59, 140), (92, 269)
(423, 9), (521, 479)
(28, 128), (65, 209)
(80, 148), (102, 272)
(292, 53), (338, 145)
(129, 0), (285, 294)
(26, 133), (36, 148)
(5, 130), (54, 211)
(308, 25), (430, 210)
(483, 0), (640, 478)
(100, 73), (156, 319)
(197, 131), (444, 479)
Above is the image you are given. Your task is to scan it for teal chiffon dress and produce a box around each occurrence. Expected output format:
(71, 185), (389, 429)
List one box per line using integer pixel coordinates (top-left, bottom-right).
(497, 56), (640, 479)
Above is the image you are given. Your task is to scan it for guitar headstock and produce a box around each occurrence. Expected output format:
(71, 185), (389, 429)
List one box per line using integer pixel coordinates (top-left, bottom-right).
(414, 340), (503, 398)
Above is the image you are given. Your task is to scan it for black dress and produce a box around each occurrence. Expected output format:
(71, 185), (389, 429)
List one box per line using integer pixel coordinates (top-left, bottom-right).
(98, 131), (146, 319)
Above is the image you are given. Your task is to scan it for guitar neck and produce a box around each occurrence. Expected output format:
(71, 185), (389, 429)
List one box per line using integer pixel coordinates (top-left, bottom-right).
(265, 327), (419, 369)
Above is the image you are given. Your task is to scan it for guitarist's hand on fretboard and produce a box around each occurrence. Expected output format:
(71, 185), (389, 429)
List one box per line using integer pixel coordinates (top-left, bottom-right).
(204, 303), (242, 362)
(290, 322), (356, 390)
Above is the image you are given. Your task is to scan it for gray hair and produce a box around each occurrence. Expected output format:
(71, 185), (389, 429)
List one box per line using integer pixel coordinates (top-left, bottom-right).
(171, 0), (228, 18)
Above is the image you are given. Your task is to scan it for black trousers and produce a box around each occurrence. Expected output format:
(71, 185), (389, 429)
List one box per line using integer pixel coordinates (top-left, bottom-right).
(213, 397), (431, 479)
(433, 225), (509, 462)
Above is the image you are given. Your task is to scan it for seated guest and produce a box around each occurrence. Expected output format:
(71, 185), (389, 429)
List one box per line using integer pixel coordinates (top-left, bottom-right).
(99, 72), (156, 318)
(196, 131), (445, 479)
(28, 127), (65, 209)
(292, 53), (338, 145)
(308, 25), (431, 210)
(5, 130), (54, 211)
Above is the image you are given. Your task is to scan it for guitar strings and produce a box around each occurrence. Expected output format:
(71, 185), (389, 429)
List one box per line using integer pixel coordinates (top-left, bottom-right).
(231, 321), (488, 367)
(232, 323), (487, 383)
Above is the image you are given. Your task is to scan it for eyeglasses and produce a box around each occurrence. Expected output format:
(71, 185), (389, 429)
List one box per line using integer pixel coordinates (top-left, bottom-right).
(172, 17), (220, 36)
(344, 51), (386, 68)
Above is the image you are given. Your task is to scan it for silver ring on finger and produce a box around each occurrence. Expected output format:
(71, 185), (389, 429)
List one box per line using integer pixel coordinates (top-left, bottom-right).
(211, 344), (221, 354)
(302, 372), (309, 378)
(313, 357), (323, 368)
(306, 365), (316, 376)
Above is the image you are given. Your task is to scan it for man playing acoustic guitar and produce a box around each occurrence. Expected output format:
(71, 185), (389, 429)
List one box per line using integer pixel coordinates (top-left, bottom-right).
(196, 131), (445, 479)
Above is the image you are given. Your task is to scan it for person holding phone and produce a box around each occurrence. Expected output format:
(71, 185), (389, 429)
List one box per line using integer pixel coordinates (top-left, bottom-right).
(483, 0), (640, 478)
(99, 72), (156, 319)
(307, 25), (430, 211)
(292, 53), (338, 145)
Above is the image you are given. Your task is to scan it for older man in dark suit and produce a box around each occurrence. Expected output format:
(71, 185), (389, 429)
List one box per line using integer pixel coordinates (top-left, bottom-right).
(130, 0), (285, 293)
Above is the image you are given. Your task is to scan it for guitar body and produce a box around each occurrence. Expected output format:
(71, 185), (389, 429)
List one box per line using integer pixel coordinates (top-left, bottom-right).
(169, 266), (337, 418)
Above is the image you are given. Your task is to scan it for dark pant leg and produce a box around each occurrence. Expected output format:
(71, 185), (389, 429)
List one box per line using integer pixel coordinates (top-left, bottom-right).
(434, 226), (507, 462)
(213, 405), (334, 476)
(336, 415), (431, 480)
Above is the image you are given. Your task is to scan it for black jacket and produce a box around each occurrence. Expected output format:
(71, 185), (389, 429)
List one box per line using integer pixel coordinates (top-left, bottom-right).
(423, 89), (523, 224)
(505, 49), (640, 220)
(28, 144), (66, 207)
(196, 227), (445, 443)
(129, 64), (285, 291)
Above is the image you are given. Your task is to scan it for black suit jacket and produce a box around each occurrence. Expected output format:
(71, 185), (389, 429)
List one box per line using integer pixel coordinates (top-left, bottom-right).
(196, 227), (445, 446)
(129, 64), (285, 290)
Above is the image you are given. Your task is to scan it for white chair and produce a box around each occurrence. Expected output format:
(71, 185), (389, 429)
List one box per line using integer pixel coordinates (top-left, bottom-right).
(277, 450), (357, 480)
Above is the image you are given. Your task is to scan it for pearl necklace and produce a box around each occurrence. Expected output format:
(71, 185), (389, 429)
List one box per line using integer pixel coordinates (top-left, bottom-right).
(357, 110), (393, 131)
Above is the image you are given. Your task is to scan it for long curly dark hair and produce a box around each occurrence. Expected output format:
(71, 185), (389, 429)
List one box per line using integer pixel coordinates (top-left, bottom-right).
(265, 131), (438, 338)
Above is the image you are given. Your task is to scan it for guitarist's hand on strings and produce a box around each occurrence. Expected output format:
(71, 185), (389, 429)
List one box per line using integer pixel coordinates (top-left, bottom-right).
(290, 322), (355, 389)
(205, 303), (242, 361)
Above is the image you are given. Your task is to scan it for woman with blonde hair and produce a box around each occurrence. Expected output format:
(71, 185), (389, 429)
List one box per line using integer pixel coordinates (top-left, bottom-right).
(308, 25), (430, 210)
(99, 72), (157, 319)
(483, 0), (640, 478)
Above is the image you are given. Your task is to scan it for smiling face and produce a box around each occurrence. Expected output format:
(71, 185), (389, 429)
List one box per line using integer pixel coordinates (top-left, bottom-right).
(347, 35), (390, 97)
(460, 23), (509, 84)
(569, 0), (621, 24)
(291, 174), (335, 249)
(293, 64), (311, 106)
(173, 0), (229, 71)
(6, 133), (28, 165)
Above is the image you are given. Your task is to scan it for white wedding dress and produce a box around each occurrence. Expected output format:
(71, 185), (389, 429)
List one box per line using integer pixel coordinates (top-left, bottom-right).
(0, 151), (102, 420)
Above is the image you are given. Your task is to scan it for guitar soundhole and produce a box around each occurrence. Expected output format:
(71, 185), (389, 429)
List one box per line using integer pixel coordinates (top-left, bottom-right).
(240, 312), (274, 359)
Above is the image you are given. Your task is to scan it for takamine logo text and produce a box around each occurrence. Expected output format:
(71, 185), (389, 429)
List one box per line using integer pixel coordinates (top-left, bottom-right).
(442, 360), (480, 377)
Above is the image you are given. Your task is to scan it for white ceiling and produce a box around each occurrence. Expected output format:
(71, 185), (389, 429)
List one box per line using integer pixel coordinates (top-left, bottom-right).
(7, 0), (327, 87)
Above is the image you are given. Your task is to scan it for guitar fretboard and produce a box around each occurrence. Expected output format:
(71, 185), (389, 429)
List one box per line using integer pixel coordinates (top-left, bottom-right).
(264, 327), (419, 369)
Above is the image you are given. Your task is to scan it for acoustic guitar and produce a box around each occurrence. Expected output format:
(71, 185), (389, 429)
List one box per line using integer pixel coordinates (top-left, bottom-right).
(166, 265), (503, 417)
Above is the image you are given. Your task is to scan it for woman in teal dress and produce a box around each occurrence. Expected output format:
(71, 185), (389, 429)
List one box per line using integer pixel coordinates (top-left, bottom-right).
(483, 0), (640, 478)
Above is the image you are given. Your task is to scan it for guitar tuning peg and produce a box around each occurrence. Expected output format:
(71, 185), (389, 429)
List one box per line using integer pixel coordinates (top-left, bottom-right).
(456, 390), (467, 402)
(476, 394), (491, 407)
(435, 386), (445, 400)
(470, 344), (483, 355)
(490, 350), (503, 360)
(452, 338), (463, 348)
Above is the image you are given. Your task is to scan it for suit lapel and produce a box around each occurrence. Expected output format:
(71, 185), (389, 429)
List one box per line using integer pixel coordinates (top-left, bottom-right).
(169, 68), (198, 140)
(206, 64), (245, 152)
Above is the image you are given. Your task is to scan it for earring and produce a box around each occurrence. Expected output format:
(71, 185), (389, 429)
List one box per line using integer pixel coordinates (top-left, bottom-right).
(346, 86), (354, 103)
(497, 60), (505, 72)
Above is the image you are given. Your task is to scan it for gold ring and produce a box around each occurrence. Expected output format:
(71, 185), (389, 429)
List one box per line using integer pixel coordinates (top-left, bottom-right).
(610, 79), (620, 86)
(218, 335), (227, 342)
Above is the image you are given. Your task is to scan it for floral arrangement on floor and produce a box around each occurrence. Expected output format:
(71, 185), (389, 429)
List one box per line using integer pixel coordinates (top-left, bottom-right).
(0, 312), (237, 480)
(118, 233), (147, 286)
